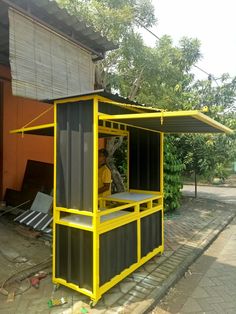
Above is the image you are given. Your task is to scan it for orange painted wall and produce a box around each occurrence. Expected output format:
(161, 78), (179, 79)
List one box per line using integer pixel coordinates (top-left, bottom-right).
(0, 65), (54, 197)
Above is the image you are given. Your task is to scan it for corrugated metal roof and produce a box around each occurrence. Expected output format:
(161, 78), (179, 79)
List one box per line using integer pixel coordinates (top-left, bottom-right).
(10, 110), (233, 136)
(45, 89), (162, 112)
(99, 111), (233, 134)
(10, 92), (233, 135)
(0, 0), (117, 66)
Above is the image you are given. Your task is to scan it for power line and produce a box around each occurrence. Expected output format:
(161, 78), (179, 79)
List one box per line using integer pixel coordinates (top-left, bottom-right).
(136, 19), (161, 40)
(138, 22), (220, 84)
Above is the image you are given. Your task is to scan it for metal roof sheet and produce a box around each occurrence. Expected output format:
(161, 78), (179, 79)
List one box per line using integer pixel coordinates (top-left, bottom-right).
(10, 110), (233, 136)
(0, 0), (117, 65)
(45, 89), (162, 113)
(98, 111), (233, 134)
(10, 93), (233, 136)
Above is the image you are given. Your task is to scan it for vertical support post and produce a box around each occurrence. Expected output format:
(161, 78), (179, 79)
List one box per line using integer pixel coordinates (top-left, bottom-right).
(0, 81), (3, 200)
(92, 97), (99, 301)
(160, 132), (164, 195)
(127, 131), (130, 191)
(52, 102), (57, 281)
(136, 204), (141, 262)
(160, 132), (164, 250)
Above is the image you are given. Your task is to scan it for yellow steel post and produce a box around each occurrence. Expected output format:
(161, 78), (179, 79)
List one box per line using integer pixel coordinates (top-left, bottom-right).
(136, 205), (141, 262)
(160, 132), (164, 194)
(127, 131), (130, 191)
(52, 102), (57, 282)
(92, 96), (100, 302)
(160, 132), (164, 249)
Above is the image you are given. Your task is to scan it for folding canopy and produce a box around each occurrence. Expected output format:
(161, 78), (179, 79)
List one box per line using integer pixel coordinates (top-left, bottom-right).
(10, 91), (233, 305)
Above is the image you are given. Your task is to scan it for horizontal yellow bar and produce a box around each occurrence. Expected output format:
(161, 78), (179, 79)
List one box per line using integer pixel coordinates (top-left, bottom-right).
(134, 196), (163, 206)
(53, 277), (93, 298)
(55, 220), (93, 232)
(98, 212), (138, 234)
(99, 110), (199, 121)
(98, 126), (129, 136)
(99, 110), (203, 121)
(140, 205), (163, 218)
(129, 189), (161, 195)
(56, 207), (94, 217)
(101, 119), (161, 134)
(10, 123), (54, 134)
(99, 203), (135, 217)
(102, 196), (134, 204)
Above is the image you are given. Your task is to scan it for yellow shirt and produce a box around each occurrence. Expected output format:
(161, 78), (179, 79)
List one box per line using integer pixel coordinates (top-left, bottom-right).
(98, 165), (111, 197)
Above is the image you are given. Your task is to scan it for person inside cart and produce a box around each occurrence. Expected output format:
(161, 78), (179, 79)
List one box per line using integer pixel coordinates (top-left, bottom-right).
(98, 148), (112, 197)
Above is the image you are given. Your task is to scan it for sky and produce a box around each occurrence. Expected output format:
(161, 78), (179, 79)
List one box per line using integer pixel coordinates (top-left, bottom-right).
(142, 0), (236, 80)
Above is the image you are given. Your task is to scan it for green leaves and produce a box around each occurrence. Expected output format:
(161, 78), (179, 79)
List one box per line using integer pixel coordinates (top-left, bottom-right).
(164, 136), (185, 211)
(57, 0), (236, 208)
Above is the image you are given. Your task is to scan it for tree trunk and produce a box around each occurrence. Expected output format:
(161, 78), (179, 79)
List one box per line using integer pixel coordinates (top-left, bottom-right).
(106, 137), (125, 193)
(128, 68), (144, 100)
(194, 169), (198, 198)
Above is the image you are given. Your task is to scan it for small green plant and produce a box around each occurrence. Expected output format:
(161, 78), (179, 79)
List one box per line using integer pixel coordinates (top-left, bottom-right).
(164, 136), (185, 211)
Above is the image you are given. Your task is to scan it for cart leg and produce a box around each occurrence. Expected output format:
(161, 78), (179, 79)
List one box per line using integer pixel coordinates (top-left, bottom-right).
(53, 283), (60, 292)
(89, 300), (97, 308)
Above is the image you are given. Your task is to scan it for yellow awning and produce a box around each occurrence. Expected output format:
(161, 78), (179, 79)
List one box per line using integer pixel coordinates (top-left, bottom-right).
(10, 111), (233, 136)
(99, 110), (233, 134)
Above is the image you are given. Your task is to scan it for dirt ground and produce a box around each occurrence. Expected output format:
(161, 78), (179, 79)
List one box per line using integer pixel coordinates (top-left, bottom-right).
(224, 173), (236, 186)
(0, 216), (51, 296)
(0, 175), (235, 313)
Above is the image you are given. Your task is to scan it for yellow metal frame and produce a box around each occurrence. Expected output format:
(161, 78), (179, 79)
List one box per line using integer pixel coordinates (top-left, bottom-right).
(98, 125), (129, 191)
(51, 94), (164, 303)
(10, 92), (232, 304)
(10, 123), (54, 135)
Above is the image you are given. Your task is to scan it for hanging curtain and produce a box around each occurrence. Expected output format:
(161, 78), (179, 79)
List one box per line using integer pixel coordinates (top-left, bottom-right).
(9, 8), (95, 100)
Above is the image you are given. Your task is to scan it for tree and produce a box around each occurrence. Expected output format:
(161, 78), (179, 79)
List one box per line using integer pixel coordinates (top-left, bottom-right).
(164, 136), (185, 211)
(57, 0), (236, 208)
(177, 75), (236, 196)
(57, 0), (156, 43)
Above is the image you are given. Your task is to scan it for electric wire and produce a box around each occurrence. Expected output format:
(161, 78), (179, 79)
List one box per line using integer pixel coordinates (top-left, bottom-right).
(0, 256), (51, 296)
(137, 19), (221, 84)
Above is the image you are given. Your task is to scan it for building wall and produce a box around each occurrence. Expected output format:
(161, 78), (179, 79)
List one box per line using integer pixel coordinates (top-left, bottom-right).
(0, 65), (53, 198)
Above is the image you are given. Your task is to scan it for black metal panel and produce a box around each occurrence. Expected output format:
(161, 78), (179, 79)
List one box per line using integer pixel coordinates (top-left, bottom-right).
(105, 116), (226, 134)
(129, 128), (160, 191)
(56, 224), (93, 291)
(100, 222), (137, 286)
(56, 100), (93, 211)
(141, 211), (162, 258)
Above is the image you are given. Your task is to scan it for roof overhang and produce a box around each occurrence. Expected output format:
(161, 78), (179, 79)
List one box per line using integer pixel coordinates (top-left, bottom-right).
(45, 89), (160, 110)
(10, 110), (233, 137)
(0, 0), (117, 66)
(98, 111), (233, 134)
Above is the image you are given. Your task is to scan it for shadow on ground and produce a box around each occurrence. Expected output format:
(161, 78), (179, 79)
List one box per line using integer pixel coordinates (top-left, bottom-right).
(0, 195), (235, 314)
